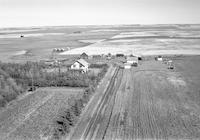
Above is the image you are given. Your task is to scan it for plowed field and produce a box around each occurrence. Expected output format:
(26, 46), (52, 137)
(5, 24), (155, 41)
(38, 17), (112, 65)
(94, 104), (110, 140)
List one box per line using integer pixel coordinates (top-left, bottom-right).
(69, 57), (200, 140)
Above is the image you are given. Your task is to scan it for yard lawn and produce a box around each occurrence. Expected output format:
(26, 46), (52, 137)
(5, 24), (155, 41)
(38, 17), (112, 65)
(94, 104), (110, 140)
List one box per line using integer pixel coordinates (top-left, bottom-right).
(88, 68), (102, 76)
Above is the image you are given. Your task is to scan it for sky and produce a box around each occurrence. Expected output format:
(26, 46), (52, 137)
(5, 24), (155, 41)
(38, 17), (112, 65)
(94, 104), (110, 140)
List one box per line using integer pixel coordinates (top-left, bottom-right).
(0, 0), (200, 27)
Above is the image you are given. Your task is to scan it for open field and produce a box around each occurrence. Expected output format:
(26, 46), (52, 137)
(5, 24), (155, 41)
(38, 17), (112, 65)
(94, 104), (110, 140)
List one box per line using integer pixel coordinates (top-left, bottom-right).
(69, 55), (200, 140)
(1, 24), (200, 62)
(61, 25), (200, 56)
(0, 26), (119, 62)
(0, 87), (84, 140)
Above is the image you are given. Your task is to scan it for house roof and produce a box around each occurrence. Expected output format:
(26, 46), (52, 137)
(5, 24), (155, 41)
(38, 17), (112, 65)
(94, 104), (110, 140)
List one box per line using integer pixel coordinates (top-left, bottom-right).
(124, 63), (131, 66)
(76, 59), (89, 66)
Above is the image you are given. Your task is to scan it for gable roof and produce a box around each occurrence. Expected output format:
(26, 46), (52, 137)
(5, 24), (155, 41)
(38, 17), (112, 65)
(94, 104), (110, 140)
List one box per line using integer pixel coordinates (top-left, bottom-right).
(80, 52), (88, 58)
(81, 52), (88, 56)
(76, 59), (89, 67)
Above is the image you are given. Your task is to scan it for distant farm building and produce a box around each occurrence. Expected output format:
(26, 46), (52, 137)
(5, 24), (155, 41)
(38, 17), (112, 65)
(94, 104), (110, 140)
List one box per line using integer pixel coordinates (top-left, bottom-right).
(71, 59), (89, 73)
(127, 56), (138, 66)
(124, 63), (131, 69)
(129, 54), (142, 60)
(158, 56), (163, 61)
(106, 53), (112, 60)
(92, 55), (102, 59)
(116, 54), (125, 58)
(106, 55), (112, 60)
(167, 60), (174, 69)
(155, 55), (163, 61)
(167, 60), (173, 65)
(80, 52), (89, 59)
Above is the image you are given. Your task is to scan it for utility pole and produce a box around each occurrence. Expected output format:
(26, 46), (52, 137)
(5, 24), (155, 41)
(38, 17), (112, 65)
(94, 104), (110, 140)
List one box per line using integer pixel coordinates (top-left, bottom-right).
(29, 63), (34, 91)
(29, 69), (34, 91)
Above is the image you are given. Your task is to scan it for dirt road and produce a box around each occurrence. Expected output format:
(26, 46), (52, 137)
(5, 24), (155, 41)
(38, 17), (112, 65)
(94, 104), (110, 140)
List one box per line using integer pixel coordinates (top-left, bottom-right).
(69, 60), (200, 140)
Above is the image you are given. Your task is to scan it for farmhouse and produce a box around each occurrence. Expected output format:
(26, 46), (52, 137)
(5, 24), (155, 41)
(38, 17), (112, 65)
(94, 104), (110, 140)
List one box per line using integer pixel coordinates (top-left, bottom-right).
(127, 56), (138, 66)
(71, 59), (89, 73)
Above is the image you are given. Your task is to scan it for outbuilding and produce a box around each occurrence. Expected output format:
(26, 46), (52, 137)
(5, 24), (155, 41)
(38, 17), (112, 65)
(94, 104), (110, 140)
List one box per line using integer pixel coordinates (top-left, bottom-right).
(124, 63), (131, 69)
(116, 54), (125, 58)
(157, 56), (163, 61)
(92, 55), (102, 59)
(127, 56), (138, 66)
(80, 52), (89, 59)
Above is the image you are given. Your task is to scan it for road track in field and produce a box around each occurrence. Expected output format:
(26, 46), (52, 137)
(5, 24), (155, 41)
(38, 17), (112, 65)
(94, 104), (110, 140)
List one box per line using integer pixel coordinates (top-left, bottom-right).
(69, 61), (200, 140)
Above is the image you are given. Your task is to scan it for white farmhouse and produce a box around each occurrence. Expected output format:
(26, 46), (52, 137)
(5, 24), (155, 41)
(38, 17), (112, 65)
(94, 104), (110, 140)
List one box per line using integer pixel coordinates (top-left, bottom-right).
(71, 59), (89, 73)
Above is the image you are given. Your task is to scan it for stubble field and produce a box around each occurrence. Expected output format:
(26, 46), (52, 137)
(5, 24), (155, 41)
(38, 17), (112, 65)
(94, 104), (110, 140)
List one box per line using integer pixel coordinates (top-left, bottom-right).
(69, 55), (200, 140)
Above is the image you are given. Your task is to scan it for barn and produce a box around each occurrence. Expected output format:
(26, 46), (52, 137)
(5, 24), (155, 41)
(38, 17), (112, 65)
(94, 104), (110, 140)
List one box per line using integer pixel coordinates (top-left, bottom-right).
(80, 52), (89, 59)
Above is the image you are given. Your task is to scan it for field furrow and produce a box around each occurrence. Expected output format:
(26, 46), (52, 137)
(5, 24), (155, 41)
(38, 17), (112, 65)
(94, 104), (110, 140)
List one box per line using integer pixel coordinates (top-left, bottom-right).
(69, 58), (200, 140)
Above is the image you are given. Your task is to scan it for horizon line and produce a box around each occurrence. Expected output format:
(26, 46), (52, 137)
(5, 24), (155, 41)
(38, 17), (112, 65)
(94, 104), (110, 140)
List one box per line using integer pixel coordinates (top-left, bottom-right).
(1, 23), (200, 29)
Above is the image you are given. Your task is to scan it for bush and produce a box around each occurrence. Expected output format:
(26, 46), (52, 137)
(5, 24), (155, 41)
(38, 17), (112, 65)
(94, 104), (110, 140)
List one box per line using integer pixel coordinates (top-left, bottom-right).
(0, 95), (6, 107)
(53, 108), (77, 139)
(71, 99), (83, 116)
(0, 68), (23, 108)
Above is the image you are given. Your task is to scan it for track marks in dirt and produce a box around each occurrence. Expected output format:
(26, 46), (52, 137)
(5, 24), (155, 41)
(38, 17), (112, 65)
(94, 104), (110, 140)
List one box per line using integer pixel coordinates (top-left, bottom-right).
(69, 61), (200, 140)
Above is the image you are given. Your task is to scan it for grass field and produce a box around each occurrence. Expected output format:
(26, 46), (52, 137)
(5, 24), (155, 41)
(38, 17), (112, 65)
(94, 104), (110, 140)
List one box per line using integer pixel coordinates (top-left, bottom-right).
(69, 55), (200, 140)
(0, 87), (84, 140)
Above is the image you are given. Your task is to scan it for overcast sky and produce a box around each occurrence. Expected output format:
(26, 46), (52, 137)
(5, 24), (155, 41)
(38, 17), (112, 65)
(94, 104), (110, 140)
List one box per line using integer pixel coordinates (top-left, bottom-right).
(0, 0), (200, 27)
